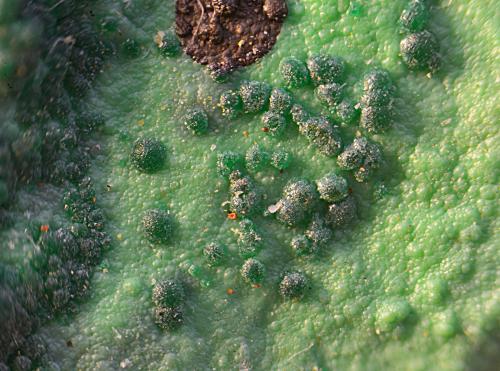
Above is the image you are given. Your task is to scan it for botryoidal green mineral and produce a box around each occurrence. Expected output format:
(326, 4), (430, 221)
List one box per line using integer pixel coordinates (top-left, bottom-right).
(241, 258), (265, 284)
(131, 138), (167, 173)
(203, 242), (226, 267)
(142, 209), (175, 244)
(279, 271), (309, 299)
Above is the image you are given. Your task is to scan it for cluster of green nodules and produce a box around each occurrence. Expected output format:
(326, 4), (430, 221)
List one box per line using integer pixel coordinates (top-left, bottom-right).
(245, 144), (291, 172)
(0, 0), (123, 366)
(338, 137), (383, 182)
(217, 145), (291, 177)
(152, 279), (185, 331)
(206, 54), (391, 300)
(273, 173), (356, 256)
(399, 0), (441, 72)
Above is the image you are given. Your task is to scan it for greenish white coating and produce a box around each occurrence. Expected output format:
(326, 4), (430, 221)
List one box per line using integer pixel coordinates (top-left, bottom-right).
(121, 38), (141, 58)
(325, 195), (357, 228)
(290, 234), (316, 256)
(154, 306), (183, 331)
(305, 215), (332, 247)
(236, 219), (262, 258)
(9, 0), (498, 369)
(335, 99), (359, 124)
(290, 103), (310, 125)
(229, 171), (261, 216)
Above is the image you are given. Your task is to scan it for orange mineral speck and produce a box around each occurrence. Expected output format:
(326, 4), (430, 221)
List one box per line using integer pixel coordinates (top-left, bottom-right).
(227, 212), (237, 220)
(40, 225), (49, 233)
(226, 288), (235, 295)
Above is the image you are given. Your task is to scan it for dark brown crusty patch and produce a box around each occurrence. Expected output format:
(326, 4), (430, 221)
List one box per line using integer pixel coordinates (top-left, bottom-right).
(175, 0), (287, 74)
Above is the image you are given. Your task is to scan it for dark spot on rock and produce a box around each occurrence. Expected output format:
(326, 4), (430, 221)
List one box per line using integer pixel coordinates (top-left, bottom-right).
(176, 0), (287, 73)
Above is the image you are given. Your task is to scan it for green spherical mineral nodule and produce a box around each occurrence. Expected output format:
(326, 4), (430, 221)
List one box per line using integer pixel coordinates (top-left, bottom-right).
(154, 306), (183, 330)
(131, 138), (167, 173)
(241, 258), (265, 284)
(219, 89), (242, 118)
(183, 106), (209, 135)
(399, 0), (429, 33)
(400, 30), (441, 72)
(305, 215), (332, 247)
(283, 179), (318, 209)
(315, 83), (344, 107)
(142, 209), (174, 244)
(261, 111), (287, 136)
(338, 137), (382, 182)
(299, 116), (343, 156)
(290, 104), (310, 126)
(360, 105), (392, 133)
(239, 80), (272, 113)
(316, 173), (349, 203)
(152, 279), (184, 307)
(277, 179), (318, 226)
(307, 54), (345, 85)
(291, 234), (316, 256)
(237, 219), (262, 258)
(246, 144), (269, 172)
(279, 57), (310, 88)
(279, 271), (308, 299)
(269, 88), (293, 115)
(335, 100), (359, 124)
(270, 150), (291, 171)
(325, 196), (357, 228)
(203, 242), (226, 266)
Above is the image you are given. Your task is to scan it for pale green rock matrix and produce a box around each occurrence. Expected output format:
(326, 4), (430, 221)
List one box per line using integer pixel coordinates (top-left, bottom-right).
(39, 0), (498, 370)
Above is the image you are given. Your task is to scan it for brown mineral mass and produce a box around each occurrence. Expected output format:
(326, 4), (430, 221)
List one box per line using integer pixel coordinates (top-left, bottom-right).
(176, 0), (287, 75)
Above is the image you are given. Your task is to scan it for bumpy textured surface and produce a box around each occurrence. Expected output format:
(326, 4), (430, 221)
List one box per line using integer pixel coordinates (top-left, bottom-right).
(1, 0), (499, 370)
